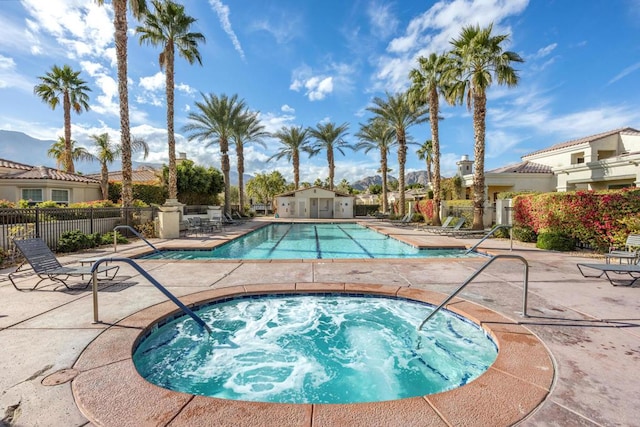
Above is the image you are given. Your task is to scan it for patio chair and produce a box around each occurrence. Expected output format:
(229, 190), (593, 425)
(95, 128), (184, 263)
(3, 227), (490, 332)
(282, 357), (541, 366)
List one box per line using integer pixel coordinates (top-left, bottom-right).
(8, 238), (119, 291)
(576, 262), (640, 286)
(604, 234), (640, 264)
(388, 213), (412, 226)
(429, 217), (466, 235)
(417, 216), (454, 231)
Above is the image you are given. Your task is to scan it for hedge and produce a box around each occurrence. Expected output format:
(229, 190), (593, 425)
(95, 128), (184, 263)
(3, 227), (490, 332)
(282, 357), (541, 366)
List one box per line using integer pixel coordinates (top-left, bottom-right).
(513, 188), (640, 252)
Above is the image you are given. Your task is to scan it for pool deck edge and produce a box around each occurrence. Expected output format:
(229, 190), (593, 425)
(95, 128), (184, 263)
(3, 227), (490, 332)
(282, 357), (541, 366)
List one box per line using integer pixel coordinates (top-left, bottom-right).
(71, 283), (553, 427)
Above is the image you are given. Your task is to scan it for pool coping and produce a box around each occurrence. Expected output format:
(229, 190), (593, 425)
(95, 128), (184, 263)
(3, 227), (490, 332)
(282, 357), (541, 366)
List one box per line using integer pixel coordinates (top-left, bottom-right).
(71, 283), (554, 426)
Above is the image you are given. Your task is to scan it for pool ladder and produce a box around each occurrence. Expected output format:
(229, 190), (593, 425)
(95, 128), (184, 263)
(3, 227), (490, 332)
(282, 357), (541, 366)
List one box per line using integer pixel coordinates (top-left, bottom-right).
(112, 225), (160, 254)
(418, 254), (529, 330)
(89, 258), (211, 334)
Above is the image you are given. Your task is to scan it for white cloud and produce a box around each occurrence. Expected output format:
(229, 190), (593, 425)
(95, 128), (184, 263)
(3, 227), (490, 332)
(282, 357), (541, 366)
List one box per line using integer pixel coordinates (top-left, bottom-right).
(608, 62), (640, 85)
(0, 55), (33, 91)
(373, 0), (529, 92)
(290, 62), (354, 101)
(20, 0), (113, 60)
(139, 72), (165, 91)
(208, 0), (245, 60)
(249, 15), (301, 44)
(281, 104), (295, 114)
(367, 2), (399, 40)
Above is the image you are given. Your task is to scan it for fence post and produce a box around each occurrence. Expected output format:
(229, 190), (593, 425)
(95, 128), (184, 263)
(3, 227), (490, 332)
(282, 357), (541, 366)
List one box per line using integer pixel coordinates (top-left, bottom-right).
(35, 208), (40, 238)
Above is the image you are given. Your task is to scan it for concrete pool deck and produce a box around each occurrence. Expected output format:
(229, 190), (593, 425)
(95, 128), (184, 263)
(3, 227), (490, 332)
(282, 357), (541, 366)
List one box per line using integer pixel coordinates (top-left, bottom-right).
(1, 218), (639, 426)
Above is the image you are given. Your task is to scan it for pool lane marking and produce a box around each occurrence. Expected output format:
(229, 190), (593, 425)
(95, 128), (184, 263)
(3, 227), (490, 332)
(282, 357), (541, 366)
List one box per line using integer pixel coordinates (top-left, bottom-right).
(266, 224), (293, 257)
(336, 225), (374, 258)
(314, 226), (322, 259)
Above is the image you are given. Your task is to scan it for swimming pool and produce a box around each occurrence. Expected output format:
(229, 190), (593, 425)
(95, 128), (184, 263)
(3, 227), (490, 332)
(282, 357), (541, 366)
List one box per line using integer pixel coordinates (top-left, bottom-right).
(142, 223), (478, 260)
(133, 293), (498, 404)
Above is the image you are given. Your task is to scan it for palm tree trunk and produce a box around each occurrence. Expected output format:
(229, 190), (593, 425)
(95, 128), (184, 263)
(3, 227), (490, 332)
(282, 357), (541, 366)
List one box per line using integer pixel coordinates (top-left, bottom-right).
(381, 152), (388, 214)
(63, 92), (74, 173)
(114, 0), (132, 208)
(100, 163), (109, 200)
(472, 93), (487, 230)
(430, 86), (441, 226)
(293, 150), (300, 190)
(237, 145), (244, 212)
(166, 43), (178, 200)
(221, 138), (231, 215)
(397, 130), (407, 217)
(327, 149), (334, 190)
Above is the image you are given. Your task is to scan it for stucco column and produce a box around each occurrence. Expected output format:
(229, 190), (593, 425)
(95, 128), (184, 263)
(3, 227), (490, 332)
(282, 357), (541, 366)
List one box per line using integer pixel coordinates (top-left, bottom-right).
(157, 204), (181, 239)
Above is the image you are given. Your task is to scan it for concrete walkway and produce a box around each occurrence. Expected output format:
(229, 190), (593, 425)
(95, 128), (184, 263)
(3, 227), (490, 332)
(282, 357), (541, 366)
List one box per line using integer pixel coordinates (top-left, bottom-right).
(1, 219), (638, 426)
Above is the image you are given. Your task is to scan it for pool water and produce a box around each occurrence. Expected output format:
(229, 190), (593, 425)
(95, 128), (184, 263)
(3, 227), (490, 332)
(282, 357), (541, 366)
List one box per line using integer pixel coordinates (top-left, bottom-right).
(133, 294), (498, 404)
(142, 223), (476, 260)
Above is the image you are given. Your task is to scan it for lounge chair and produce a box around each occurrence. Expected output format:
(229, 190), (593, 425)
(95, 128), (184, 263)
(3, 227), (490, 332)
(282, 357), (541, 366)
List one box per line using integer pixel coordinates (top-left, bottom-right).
(8, 238), (119, 291)
(604, 234), (640, 264)
(417, 216), (454, 231)
(429, 217), (466, 235)
(576, 262), (640, 286)
(389, 213), (412, 226)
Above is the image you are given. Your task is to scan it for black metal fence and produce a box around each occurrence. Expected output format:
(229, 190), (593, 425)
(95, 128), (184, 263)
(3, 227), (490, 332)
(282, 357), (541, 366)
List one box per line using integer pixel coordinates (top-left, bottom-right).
(0, 207), (157, 253)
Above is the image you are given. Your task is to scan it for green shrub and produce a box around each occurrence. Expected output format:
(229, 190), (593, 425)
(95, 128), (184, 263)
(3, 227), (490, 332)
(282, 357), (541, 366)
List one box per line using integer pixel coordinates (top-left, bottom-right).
(512, 226), (537, 242)
(57, 230), (96, 252)
(411, 213), (424, 223)
(101, 231), (129, 245)
(134, 221), (156, 238)
(536, 232), (576, 251)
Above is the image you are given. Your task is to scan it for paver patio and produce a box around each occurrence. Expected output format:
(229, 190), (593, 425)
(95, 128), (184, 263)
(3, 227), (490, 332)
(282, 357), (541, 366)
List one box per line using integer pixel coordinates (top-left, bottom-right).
(1, 218), (638, 426)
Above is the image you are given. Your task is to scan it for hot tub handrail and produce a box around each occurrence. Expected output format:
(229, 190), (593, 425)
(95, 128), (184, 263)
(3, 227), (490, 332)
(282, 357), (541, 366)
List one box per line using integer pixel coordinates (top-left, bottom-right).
(465, 224), (513, 254)
(113, 225), (160, 254)
(90, 257), (211, 334)
(418, 254), (529, 330)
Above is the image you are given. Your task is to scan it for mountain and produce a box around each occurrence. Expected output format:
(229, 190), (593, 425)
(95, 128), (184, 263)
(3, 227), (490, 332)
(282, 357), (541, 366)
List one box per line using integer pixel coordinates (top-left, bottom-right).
(351, 170), (429, 191)
(0, 130), (56, 167)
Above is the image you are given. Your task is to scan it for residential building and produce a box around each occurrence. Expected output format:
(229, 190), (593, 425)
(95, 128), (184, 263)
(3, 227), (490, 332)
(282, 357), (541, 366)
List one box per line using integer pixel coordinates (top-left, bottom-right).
(458, 127), (640, 205)
(0, 158), (101, 205)
(275, 186), (354, 219)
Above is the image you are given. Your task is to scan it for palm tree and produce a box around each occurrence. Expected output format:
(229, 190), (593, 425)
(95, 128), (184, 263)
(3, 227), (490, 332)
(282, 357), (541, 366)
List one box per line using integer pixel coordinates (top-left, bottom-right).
(354, 118), (395, 214)
(47, 137), (94, 171)
(409, 52), (449, 226)
(34, 64), (91, 173)
(268, 126), (311, 190)
(307, 122), (351, 191)
(95, 0), (147, 208)
(183, 93), (247, 215)
(445, 23), (524, 229)
(366, 92), (427, 217)
(89, 133), (150, 199)
(232, 111), (267, 212)
(416, 140), (433, 185)
(136, 0), (205, 202)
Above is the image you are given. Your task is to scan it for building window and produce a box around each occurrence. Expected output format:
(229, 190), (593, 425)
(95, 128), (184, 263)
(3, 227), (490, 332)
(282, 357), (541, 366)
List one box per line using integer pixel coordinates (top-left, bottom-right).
(21, 188), (43, 204)
(51, 189), (69, 205)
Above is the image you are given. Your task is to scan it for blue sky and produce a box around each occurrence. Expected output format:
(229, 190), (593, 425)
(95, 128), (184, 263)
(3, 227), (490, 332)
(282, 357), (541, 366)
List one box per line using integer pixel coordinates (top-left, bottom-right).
(1, 0), (639, 184)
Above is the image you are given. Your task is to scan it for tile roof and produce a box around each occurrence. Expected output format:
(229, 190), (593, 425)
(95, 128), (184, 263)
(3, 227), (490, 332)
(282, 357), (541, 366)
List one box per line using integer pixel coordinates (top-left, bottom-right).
(523, 127), (640, 157)
(0, 158), (35, 171)
(487, 161), (553, 174)
(87, 166), (161, 184)
(0, 163), (99, 183)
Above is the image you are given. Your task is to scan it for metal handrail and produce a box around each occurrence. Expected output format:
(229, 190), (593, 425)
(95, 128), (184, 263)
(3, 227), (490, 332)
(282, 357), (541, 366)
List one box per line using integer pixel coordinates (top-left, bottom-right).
(90, 258), (211, 334)
(418, 254), (529, 330)
(465, 224), (513, 254)
(113, 225), (159, 253)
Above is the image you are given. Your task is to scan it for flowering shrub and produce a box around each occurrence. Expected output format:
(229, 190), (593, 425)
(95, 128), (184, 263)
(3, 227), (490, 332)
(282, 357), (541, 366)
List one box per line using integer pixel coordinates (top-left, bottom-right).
(69, 200), (118, 208)
(416, 199), (436, 224)
(513, 188), (640, 252)
(0, 199), (15, 208)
